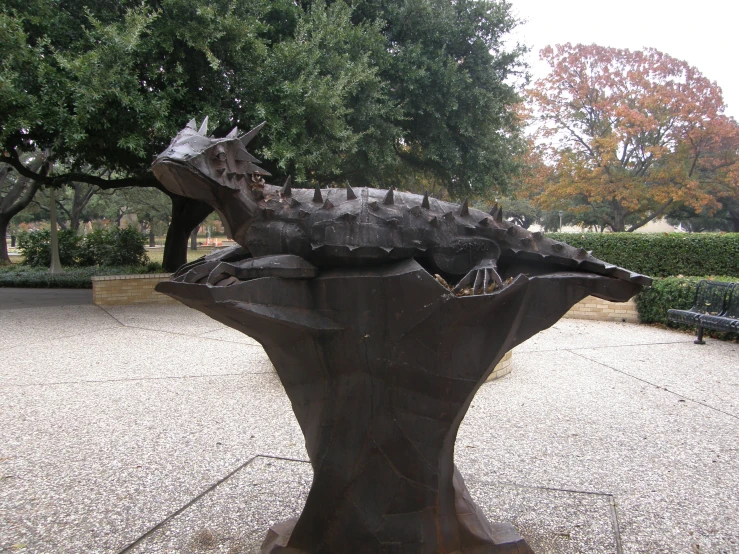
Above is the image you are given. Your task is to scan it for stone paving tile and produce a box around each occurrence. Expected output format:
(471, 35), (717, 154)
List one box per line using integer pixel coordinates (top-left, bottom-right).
(102, 304), (225, 337)
(513, 319), (687, 353)
(1, 327), (273, 386)
(123, 457), (311, 554)
(466, 480), (618, 554)
(198, 327), (261, 347)
(0, 373), (305, 554)
(123, 457), (619, 554)
(2, 303), (738, 554)
(574, 341), (739, 416)
(0, 304), (120, 351)
(457, 348), (739, 554)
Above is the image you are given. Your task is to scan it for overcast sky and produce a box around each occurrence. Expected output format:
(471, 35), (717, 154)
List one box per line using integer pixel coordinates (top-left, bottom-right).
(507, 0), (739, 118)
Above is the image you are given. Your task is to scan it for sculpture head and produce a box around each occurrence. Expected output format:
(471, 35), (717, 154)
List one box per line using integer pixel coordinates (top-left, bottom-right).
(151, 117), (270, 208)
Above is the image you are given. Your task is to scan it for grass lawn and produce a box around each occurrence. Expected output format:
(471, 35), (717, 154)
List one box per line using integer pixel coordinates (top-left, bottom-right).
(144, 246), (217, 265)
(6, 245), (217, 266)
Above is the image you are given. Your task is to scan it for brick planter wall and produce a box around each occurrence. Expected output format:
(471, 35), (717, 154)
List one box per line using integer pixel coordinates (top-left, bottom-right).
(486, 350), (513, 382)
(91, 274), (175, 306)
(563, 296), (639, 323)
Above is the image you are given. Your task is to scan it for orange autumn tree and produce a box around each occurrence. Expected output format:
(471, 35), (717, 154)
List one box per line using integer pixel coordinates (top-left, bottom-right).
(526, 43), (739, 232)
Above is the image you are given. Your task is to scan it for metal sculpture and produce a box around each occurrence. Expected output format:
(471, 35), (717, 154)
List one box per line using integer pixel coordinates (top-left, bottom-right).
(152, 120), (652, 553)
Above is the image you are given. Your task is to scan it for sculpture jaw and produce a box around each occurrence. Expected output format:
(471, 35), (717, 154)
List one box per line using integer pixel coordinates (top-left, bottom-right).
(151, 159), (260, 223)
(151, 118), (270, 229)
(152, 160), (216, 203)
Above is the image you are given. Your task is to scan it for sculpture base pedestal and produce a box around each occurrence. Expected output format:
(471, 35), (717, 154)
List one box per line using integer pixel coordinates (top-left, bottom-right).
(262, 518), (533, 554)
(157, 256), (642, 554)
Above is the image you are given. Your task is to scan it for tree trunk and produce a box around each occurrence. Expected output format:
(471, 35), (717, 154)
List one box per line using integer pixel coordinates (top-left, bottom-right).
(728, 206), (739, 232)
(0, 216), (10, 265)
(69, 212), (80, 233)
(162, 195), (213, 271)
(69, 182), (97, 232)
(610, 202), (627, 232)
(0, 155), (47, 264)
(49, 186), (63, 274)
(190, 227), (198, 250)
(149, 224), (156, 247)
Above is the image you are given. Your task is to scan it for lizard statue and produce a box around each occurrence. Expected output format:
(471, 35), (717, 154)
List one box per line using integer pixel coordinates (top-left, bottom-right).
(151, 118), (651, 293)
(150, 118), (652, 554)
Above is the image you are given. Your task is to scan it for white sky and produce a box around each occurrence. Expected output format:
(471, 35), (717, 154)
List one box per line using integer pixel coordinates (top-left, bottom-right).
(507, 0), (739, 119)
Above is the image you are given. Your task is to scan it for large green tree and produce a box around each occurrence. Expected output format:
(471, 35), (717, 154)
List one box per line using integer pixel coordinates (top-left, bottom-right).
(348, 0), (526, 196)
(0, 0), (391, 268)
(1, 0), (525, 269)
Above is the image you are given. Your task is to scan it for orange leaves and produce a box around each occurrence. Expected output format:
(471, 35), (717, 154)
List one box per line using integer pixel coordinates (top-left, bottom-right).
(523, 43), (739, 231)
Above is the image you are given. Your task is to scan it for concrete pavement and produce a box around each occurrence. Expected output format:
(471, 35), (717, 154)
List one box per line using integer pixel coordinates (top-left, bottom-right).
(1, 296), (737, 553)
(0, 288), (92, 310)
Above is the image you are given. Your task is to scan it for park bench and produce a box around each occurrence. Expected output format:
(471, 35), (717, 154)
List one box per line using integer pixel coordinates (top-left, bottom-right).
(667, 280), (736, 344)
(695, 283), (739, 342)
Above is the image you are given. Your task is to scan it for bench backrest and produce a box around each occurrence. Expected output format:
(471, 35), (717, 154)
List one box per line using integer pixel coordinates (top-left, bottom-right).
(693, 280), (732, 316)
(721, 283), (739, 318)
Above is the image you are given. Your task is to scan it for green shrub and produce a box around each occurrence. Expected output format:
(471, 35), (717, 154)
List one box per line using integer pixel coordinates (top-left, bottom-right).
(109, 227), (149, 266)
(76, 229), (106, 266)
(17, 230), (81, 267)
(636, 276), (706, 324)
(77, 227), (148, 266)
(18, 227), (149, 268)
(547, 233), (739, 277)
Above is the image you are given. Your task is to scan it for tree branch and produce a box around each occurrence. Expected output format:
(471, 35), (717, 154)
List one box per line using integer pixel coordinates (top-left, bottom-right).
(0, 151), (158, 190)
(626, 199), (674, 232)
(55, 196), (72, 221)
(556, 118), (596, 159)
(7, 180), (42, 221)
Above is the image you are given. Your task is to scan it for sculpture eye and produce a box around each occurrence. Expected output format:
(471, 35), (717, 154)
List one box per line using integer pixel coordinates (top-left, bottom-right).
(215, 151), (227, 162)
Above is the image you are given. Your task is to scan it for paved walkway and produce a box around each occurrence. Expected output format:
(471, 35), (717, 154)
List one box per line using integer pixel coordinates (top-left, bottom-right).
(0, 287), (92, 310)
(0, 297), (737, 553)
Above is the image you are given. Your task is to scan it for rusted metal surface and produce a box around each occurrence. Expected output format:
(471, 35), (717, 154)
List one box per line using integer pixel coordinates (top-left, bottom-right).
(153, 120), (651, 553)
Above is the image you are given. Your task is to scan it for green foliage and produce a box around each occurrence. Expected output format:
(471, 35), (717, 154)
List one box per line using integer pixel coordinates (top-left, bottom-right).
(666, 203), (738, 233)
(258, 1), (397, 184)
(348, 0), (527, 196)
(18, 227), (148, 267)
(0, 264), (162, 288)
(497, 197), (540, 229)
(17, 230), (81, 267)
(635, 277), (707, 325)
(0, 0), (525, 195)
(547, 233), (739, 277)
(635, 276), (739, 339)
(76, 227), (148, 266)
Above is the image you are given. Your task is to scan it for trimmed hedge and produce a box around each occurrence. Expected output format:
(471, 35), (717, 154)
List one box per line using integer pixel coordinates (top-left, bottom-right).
(547, 233), (739, 277)
(0, 263), (163, 288)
